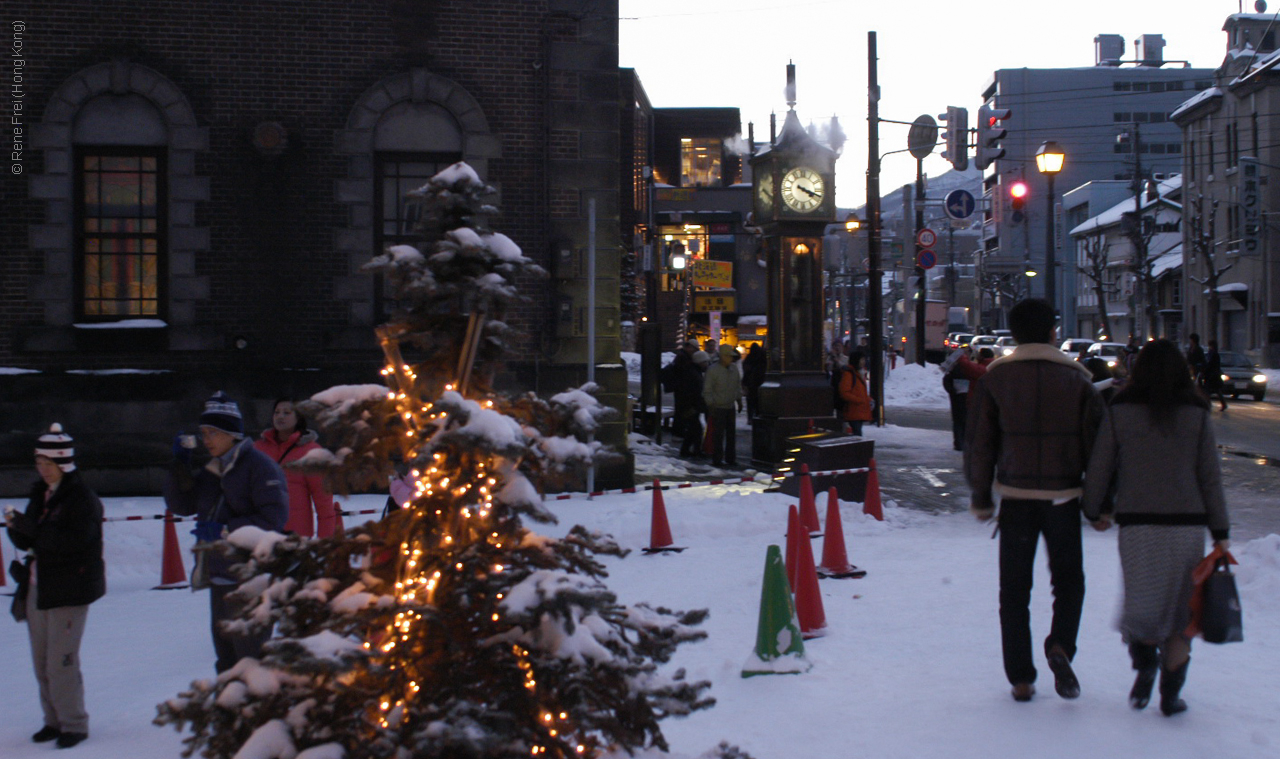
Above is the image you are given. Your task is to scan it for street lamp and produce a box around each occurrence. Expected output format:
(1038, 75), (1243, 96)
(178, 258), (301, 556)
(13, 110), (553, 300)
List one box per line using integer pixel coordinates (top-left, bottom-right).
(1035, 140), (1065, 311)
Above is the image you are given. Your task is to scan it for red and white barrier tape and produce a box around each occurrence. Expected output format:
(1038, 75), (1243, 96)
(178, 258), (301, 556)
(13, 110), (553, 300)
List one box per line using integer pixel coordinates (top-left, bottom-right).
(91, 464), (874, 521)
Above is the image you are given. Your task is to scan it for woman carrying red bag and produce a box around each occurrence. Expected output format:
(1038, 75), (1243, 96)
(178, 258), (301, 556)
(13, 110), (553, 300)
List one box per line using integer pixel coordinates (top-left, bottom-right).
(1082, 339), (1231, 716)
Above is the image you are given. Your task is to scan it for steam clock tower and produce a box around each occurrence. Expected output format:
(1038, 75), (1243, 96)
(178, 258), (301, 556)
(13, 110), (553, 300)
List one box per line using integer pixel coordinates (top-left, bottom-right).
(750, 65), (843, 466)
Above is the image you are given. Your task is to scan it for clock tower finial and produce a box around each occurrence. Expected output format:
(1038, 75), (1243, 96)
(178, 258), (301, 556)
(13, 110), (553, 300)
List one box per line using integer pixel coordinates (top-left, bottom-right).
(785, 61), (796, 110)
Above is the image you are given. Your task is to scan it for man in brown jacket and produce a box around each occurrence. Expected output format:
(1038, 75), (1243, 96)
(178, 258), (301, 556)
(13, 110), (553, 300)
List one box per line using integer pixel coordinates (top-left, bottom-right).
(965, 299), (1104, 703)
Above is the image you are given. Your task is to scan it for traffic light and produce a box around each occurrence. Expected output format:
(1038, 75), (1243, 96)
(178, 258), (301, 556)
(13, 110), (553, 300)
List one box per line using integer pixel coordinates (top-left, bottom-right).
(1008, 180), (1028, 224)
(939, 106), (968, 171)
(975, 104), (1010, 170)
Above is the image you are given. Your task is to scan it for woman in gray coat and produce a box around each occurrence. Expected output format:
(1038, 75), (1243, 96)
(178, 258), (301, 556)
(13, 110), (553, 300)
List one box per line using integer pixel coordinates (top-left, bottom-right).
(1083, 339), (1230, 717)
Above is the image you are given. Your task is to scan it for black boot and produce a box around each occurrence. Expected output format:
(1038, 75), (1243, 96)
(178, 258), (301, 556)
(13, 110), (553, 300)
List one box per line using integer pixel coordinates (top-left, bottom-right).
(1160, 657), (1190, 716)
(1128, 642), (1159, 710)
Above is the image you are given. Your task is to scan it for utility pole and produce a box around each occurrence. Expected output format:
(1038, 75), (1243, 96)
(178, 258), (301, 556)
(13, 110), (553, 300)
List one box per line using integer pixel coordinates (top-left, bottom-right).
(1127, 122), (1148, 340)
(914, 159), (927, 365)
(866, 31), (885, 424)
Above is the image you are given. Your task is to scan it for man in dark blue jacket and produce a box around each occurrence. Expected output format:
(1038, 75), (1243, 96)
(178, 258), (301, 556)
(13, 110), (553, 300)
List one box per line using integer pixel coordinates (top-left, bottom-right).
(164, 392), (288, 672)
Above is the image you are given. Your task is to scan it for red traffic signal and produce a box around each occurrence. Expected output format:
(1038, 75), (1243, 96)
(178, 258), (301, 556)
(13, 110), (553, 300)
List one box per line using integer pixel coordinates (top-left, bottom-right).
(1008, 180), (1028, 224)
(1009, 180), (1029, 209)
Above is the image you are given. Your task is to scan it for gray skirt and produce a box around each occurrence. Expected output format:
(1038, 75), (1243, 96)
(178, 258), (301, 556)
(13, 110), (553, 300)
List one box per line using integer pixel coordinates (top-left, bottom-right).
(1118, 524), (1207, 643)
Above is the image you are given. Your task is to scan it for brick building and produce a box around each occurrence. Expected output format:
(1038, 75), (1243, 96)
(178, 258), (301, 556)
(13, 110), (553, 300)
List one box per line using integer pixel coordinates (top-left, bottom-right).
(1, 0), (630, 493)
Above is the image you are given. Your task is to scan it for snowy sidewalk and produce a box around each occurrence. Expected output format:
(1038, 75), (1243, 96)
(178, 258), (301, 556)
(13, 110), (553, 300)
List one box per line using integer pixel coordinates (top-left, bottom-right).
(2, 474), (1278, 759)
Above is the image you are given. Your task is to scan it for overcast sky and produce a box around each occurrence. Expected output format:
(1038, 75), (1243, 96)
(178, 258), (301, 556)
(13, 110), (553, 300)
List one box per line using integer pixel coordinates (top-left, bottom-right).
(619, 0), (1256, 207)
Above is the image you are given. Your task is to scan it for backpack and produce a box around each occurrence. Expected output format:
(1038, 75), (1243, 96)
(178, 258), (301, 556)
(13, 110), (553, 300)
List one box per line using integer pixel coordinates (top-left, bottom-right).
(831, 367), (846, 413)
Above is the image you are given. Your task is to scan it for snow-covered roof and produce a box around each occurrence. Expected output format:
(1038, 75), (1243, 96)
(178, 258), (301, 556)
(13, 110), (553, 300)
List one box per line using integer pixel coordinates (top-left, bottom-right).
(1150, 246), (1182, 278)
(1068, 175), (1182, 236)
(1217, 282), (1249, 292)
(1170, 87), (1222, 121)
(1232, 45), (1280, 84)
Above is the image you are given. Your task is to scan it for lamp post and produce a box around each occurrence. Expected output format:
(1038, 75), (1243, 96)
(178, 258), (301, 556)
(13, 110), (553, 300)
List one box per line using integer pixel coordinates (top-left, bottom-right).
(669, 239), (688, 340)
(1035, 140), (1065, 312)
(845, 213), (861, 344)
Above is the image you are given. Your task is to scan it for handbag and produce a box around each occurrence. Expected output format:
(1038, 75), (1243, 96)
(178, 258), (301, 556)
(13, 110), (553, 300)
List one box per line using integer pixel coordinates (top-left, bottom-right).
(1186, 548), (1243, 644)
(9, 558), (30, 622)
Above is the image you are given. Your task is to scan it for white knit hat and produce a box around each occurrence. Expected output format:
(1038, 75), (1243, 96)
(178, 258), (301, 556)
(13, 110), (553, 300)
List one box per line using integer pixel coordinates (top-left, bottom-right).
(35, 422), (76, 472)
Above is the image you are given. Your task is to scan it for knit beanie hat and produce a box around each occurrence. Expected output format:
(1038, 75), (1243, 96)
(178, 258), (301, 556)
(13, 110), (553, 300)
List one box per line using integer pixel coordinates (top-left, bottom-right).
(35, 423), (76, 472)
(200, 391), (245, 437)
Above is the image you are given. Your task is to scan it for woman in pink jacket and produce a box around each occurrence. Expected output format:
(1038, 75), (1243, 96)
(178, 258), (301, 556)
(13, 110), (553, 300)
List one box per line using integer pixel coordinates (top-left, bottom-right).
(254, 399), (341, 538)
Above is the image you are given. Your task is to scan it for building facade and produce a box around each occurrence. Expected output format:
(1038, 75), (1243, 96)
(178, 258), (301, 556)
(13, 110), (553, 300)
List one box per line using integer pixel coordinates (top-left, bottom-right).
(1172, 13), (1280, 366)
(979, 34), (1213, 327)
(1067, 176), (1184, 342)
(1, 1), (632, 492)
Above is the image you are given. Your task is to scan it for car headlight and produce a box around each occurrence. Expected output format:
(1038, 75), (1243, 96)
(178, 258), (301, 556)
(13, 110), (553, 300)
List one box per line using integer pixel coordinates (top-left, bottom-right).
(1002, 347), (1014, 355)
(1106, 360), (1116, 367)
(1222, 374), (1230, 382)
(1253, 374), (1268, 384)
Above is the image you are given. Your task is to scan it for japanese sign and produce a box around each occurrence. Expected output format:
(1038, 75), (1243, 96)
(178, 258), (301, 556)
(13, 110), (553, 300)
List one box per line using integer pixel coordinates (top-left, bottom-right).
(690, 259), (733, 288)
(693, 291), (736, 313)
(1240, 156), (1260, 255)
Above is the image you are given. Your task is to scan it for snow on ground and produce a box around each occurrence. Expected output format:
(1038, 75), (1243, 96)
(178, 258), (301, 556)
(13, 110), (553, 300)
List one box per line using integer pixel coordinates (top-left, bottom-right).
(2, 424), (1277, 759)
(1264, 368), (1280, 395)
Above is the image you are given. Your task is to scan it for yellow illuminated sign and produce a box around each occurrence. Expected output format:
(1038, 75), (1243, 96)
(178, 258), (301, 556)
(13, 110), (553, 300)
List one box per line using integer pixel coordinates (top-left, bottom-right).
(690, 260), (733, 288)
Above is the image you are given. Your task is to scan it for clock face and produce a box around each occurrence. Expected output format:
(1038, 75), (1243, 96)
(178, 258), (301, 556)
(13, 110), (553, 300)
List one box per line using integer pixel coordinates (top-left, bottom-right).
(780, 167), (825, 213)
(755, 171), (775, 214)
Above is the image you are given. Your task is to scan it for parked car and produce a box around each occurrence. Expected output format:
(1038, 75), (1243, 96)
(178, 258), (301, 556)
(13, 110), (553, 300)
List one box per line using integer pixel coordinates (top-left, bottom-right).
(1060, 338), (1095, 356)
(945, 332), (974, 350)
(970, 335), (1000, 352)
(1086, 342), (1131, 376)
(995, 336), (1018, 356)
(1217, 351), (1268, 401)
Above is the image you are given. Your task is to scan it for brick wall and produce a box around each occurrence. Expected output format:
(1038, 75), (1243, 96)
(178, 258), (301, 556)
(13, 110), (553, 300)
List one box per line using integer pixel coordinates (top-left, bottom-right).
(1, 0), (619, 371)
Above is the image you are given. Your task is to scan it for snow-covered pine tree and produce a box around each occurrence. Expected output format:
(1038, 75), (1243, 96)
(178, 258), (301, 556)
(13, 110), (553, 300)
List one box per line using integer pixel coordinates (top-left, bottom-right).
(155, 163), (713, 759)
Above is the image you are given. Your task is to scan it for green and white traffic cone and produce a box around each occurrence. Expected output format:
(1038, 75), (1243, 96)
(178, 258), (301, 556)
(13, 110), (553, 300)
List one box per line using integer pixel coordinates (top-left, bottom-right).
(742, 544), (811, 677)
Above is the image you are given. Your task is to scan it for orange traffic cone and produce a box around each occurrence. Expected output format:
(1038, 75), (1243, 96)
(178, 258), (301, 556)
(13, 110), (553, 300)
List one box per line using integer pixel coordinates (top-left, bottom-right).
(863, 458), (884, 521)
(798, 464), (821, 535)
(643, 479), (685, 554)
(153, 510), (189, 589)
(818, 487), (866, 579)
(785, 504), (801, 590)
(794, 513), (827, 638)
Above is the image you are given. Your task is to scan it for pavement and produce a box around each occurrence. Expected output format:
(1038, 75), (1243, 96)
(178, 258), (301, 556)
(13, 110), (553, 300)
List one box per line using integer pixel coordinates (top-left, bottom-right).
(638, 404), (970, 516)
(638, 401), (1280, 540)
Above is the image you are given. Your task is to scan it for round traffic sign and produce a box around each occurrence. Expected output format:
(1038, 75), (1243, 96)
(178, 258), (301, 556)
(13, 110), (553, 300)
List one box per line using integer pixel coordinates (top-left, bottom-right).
(916, 228), (938, 248)
(917, 249), (937, 269)
(944, 189), (977, 220)
(907, 115), (938, 160)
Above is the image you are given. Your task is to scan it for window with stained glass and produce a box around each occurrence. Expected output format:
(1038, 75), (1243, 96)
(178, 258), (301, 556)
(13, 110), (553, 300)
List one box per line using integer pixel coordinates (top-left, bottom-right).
(77, 149), (166, 318)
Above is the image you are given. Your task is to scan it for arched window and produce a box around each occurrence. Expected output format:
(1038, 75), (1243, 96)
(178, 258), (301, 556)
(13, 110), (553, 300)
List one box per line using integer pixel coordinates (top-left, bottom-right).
(32, 62), (207, 340)
(333, 69), (498, 330)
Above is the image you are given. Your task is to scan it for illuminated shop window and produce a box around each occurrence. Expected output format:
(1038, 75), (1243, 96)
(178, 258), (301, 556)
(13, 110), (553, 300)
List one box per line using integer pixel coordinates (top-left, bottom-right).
(680, 137), (722, 187)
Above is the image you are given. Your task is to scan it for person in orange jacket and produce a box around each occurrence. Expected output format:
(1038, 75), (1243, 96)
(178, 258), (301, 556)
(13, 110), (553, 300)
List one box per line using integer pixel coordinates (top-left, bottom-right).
(254, 399), (341, 538)
(839, 350), (873, 435)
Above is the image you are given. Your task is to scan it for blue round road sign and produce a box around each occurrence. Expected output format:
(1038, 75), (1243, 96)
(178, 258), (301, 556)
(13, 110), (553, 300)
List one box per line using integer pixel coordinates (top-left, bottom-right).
(917, 249), (937, 269)
(944, 189), (976, 220)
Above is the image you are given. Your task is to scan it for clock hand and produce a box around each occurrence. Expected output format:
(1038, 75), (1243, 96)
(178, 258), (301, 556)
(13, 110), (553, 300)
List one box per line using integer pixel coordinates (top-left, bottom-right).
(798, 184), (818, 198)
